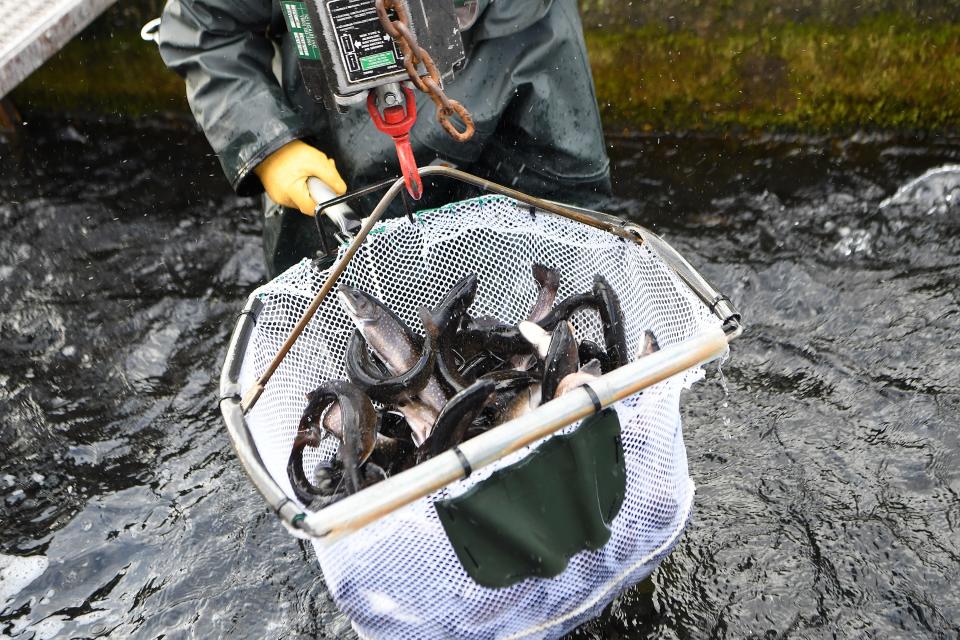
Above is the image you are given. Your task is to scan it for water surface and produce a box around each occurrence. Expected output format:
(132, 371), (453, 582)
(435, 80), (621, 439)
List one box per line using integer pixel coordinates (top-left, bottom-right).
(1, 120), (957, 637)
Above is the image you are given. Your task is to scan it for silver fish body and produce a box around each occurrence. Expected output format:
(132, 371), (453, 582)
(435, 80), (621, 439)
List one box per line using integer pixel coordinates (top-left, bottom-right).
(290, 381), (379, 499)
(338, 285), (449, 432)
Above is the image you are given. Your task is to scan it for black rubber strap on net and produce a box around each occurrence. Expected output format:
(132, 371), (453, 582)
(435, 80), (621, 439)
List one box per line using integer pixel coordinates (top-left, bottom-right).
(452, 446), (473, 478)
(582, 384), (603, 414)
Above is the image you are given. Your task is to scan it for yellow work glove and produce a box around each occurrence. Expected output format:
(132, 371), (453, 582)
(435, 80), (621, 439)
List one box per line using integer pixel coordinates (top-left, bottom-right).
(254, 140), (347, 215)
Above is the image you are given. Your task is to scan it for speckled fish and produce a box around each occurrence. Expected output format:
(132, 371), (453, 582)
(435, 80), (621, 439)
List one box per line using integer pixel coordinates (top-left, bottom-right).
(288, 381), (379, 501)
(536, 291), (597, 331)
(430, 274), (479, 395)
(540, 322), (579, 403)
(343, 313), (439, 442)
(344, 307), (438, 404)
(421, 379), (497, 460)
(592, 274), (629, 370)
(431, 273), (479, 334)
(338, 285), (449, 420)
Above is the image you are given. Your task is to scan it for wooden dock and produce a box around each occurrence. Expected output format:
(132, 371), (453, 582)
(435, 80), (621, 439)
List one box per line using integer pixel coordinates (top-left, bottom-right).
(0, 0), (116, 98)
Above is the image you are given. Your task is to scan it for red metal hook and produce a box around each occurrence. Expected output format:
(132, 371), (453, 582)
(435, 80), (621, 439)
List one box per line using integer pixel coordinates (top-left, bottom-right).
(367, 86), (423, 200)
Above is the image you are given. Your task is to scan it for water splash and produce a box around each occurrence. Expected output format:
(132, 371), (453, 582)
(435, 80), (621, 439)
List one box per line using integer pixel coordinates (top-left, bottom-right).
(0, 554), (49, 612)
(880, 163), (960, 215)
(833, 226), (873, 257)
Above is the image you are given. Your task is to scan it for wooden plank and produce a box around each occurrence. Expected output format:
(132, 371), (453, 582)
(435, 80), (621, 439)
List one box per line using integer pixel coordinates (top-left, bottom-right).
(0, 0), (117, 98)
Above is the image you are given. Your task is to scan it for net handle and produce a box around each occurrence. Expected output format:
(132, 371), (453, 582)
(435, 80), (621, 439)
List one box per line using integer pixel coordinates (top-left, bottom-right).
(624, 226), (742, 336)
(240, 165), (663, 413)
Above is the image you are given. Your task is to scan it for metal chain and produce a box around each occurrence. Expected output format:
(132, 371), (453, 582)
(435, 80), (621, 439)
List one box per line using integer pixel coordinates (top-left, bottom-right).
(375, 0), (475, 142)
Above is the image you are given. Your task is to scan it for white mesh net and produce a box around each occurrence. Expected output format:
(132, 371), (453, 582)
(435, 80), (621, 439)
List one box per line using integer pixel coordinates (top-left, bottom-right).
(235, 195), (722, 639)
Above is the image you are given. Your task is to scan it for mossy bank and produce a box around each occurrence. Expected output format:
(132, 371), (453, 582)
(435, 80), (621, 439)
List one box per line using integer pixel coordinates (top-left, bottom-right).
(587, 17), (960, 131)
(10, 6), (960, 132)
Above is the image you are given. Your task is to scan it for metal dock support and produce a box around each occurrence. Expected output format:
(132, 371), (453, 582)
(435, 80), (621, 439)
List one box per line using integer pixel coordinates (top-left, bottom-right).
(0, 0), (116, 98)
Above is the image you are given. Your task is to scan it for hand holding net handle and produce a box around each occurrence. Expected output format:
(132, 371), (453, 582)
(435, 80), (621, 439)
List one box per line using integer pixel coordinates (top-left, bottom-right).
(308, 177), (359, 236)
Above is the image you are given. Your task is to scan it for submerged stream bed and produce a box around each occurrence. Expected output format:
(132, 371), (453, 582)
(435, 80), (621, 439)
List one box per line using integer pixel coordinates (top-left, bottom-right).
(1, 119), (958, 637)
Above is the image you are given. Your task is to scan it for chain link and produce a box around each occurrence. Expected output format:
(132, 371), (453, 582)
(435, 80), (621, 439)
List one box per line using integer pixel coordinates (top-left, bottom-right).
(375, 0), (475, 142)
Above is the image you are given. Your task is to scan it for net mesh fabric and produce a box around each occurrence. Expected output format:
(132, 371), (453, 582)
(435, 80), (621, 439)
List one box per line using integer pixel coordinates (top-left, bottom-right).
(236, 195), (721, 639)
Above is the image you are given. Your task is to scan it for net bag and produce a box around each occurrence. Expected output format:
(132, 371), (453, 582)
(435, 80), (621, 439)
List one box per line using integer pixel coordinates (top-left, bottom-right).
(233, 194), (725, 639)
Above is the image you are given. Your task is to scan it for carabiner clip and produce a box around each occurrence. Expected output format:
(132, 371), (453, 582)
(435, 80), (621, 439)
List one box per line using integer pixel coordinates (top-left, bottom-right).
(367, 86), (423, 200)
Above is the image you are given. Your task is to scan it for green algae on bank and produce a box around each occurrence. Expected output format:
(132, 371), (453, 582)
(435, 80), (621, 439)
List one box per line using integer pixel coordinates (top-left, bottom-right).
(10, 12), (960, 132)
(586, 17), (960, 132)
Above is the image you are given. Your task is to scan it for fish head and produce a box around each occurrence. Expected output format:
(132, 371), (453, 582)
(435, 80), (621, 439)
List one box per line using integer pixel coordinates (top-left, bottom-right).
(431, 274), (478, 333)
(337, 286), (384, 326)
(448, 273), (479, 312)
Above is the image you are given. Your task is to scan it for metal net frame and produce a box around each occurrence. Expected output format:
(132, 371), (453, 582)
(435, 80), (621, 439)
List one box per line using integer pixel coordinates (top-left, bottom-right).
(219, 167), (741, 640)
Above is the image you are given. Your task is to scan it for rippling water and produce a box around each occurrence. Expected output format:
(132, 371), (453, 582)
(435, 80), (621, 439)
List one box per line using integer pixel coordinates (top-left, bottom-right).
(1, 120), (958, 638)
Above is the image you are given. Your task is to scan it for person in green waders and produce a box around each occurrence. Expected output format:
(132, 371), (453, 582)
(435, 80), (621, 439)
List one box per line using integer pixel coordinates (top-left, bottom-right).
(158, 0), (611, 278)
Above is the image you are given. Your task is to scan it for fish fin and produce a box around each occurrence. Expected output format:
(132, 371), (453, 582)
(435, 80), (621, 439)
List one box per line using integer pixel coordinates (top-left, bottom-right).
(581, 359), (603, 376)
(532, 263), (560, 290)
(419, 306), (440, 339)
